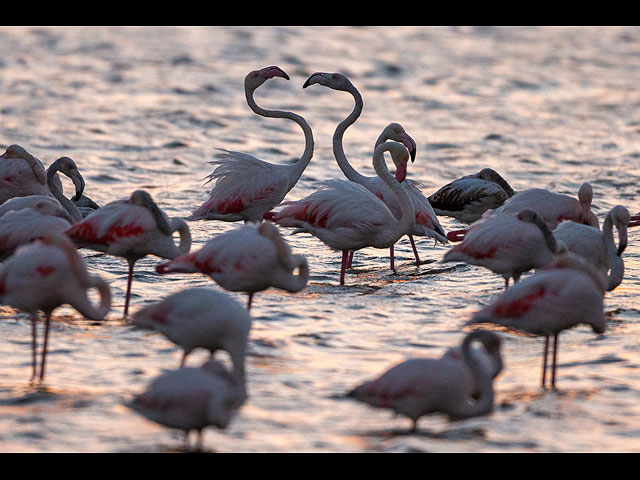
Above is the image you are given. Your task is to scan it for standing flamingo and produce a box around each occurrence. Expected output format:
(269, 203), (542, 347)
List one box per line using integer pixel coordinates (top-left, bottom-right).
(468, 253), (607, 389)
(65, 190), (191, 316)
(0, 234), (111, 380)
(128, 358), (246, 452)
(266, 142), (415, 286)
(553, 205), (630, 291)
(447, 182), (599, 242)
(442, 209), (566, 289)
(302, 72), (446, 267)
(156, 222), (308, 310)
(189, 66), (314, 223)
(131, 288), (251, 381)
(346, 330), (503, 432)
(428, 168), (515, 224)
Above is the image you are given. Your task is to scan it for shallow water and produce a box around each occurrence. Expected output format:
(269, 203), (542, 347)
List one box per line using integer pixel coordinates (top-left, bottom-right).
(1, 26), (640, 452)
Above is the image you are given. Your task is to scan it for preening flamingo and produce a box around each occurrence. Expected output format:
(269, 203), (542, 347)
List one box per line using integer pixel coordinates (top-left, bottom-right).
(428, 168), (515, 224)
(266, 141), (415, 286)
(65, 190), (191, 316)
(468, 253), (607, 389)
(442, 209), (566, 289)
(128, 358), (246, 452)
(156, 222), (308, 310)
(553, 205), (630, 291)
(0, 234), (111, 381)
(346, 330), (503, 431)
(189, 66), (314, 223)
(0, 145), (90, 222)
(0, 207), (72, 261)
(302, 72), (446, 267)
(447, 182), (599, 243)
(0, 195), (71, 220)
(131, 288), (251, 381)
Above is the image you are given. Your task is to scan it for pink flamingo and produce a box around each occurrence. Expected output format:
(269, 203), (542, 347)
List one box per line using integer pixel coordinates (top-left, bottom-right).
(553, 205), (630, 291)
(156, 222), (308, 310)
(128, 358), (246, 452)
(130, 288), (251, 382)
(443, 209), (566, 290)
(428, 168), (515, 224)
(302, 72), (446, 267)
(468, 253), (607, 389)
(189, 66), (314, 224)
(0, 206), (72, 261)
(0, 145), (89, 222)
(346, 330), (503, 432)
(266, 142), (415, 286)
(0, 234), (111, 380)
(65, 190), (191, 316)
(447, 182), (599, 242)
(0, 195), (72, 221)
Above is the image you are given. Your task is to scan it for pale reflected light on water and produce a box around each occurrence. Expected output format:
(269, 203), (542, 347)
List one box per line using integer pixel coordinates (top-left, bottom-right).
(1, 26), (640, 452)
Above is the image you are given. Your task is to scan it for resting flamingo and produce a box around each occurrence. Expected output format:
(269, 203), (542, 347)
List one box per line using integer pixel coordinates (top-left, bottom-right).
(0, 145), (92, 222)
(131, 288), (251, 381)
(447, 182), (599, 242)
(428, 168), (515, 224)
(346, 330), (503, 432)
(128, 358), (246, 452)
(553, 205), (630, 291)
(65, 190), (191, 316)
(266, 142), (415, 286)
(302, 72), (446, 267)
(442, 209), (566, 290)
(0, 234), (111, 381)
(156, 222), (308, 310)
(468, 253), (607, 389)
(188, 66), (314, 223)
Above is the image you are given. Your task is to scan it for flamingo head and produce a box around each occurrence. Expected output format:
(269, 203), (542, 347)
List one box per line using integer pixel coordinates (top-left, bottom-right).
(53, 156), (85, 201)
(385, 141), (410, 183)
(0, 144), (31, 160)
(380, 123), (417, 162)
(610, 205), (630, 256)
(130, 190), (172, 235)
(302, 72), (354, 92)
(245, 66), (290, 90)
(577, 182), (594, 224)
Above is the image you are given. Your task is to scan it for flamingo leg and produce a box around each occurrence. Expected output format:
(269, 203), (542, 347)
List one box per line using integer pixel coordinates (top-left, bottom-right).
(39, 312), (52, 381)
(180, 351), (187, 368)
(551, 334), (559, 389)
(504, 278), (510, 290)
(347, 250), (355, 269)
(31, 313), (38, 379)
(541, 336), (549, 389)
(408, 235), (421, 264)
(340, 250), (349, 285)
(123, 260), (136, 317)
(247, 293), (254, 311)
(195, 430), (204, 452)
(390, 245), (395, 271)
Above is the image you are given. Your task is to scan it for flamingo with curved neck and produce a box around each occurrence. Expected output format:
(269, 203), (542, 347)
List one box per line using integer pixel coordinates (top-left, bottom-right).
(266, 141), (415, 285)
(347, 330), (503, 431)
(0, 234), (111, 381)
(65, 190), (191, 316)
(302, 72), (446, 267)
(189, 66), (314, 223)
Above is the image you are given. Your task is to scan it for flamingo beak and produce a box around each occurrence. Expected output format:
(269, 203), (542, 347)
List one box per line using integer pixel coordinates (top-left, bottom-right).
(395, 161), (407, 182)
(628, 214), (640, 228)
(72, 174), (85, 202)
(260, 66), (290, 81)
(581, 203), (591, 224)
(447, 230), (467, 242)
(399, 133), (417, 162)
(302, 72), (326, 89)
(617, 227), (628, 256)
(156, 263), (170, 274)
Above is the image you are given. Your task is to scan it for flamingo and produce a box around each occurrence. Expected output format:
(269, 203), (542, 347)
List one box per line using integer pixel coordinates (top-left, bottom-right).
(0, 195), (71, 221)
(65, 190), (191, 316)
(128, 358), (246, 452)
(0, 145), (91, 222)
(156, 222), (308, 310)
(0, 234), (111, 380)
(468, 253), (607, 389)
(266, 142), (415, 286)
(130, 288), (251, 381)
(553, 205), (630, 291)
(0, 207), (72, 261)
(188, 66), (314, 224)
(447, 182), (599, 243)
(442, 209), (566, 290)
(346, 330), (503, 432)
(428, 168), (515, 224)
(302, 72), (446, 267)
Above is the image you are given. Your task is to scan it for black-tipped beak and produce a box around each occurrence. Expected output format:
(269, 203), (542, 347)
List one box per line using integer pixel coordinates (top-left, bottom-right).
(261, 66), (289, 81)
(72, 174), (85, 202)
(302, 72), (323, 89)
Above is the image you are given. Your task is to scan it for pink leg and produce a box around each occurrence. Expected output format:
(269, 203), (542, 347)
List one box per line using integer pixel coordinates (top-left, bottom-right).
(408, 235), (421, 264)
(347, 250), (355, 268)
(541, 336), (549, 389)
(123, 260), (135, 317)
(247, 293), (254, 311)
(504, 278), (510, 290)
(180, 351), (187, 368)
(39, 312), (52, 381)
(340, 250), (349, 285)
(390, 245), (395, 271)
(551, 334), (559, 389)
(31, 313), (38, 379)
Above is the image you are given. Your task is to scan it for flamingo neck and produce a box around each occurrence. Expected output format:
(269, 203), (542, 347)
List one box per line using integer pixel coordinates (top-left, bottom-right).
(169, 218), (192, 255)
(454, 333), (496, 420)
(46, 164), (83, 223)
(277, 254), (309, 293)
(332, 84), (368, 184)
(602, 213), (625, 291)
(245, 87), (314, 185)
(532, 214), (560, 254)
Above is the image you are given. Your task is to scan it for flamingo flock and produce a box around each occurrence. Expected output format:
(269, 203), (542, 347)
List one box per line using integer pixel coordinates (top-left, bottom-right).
(0, 64), (638, 451)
